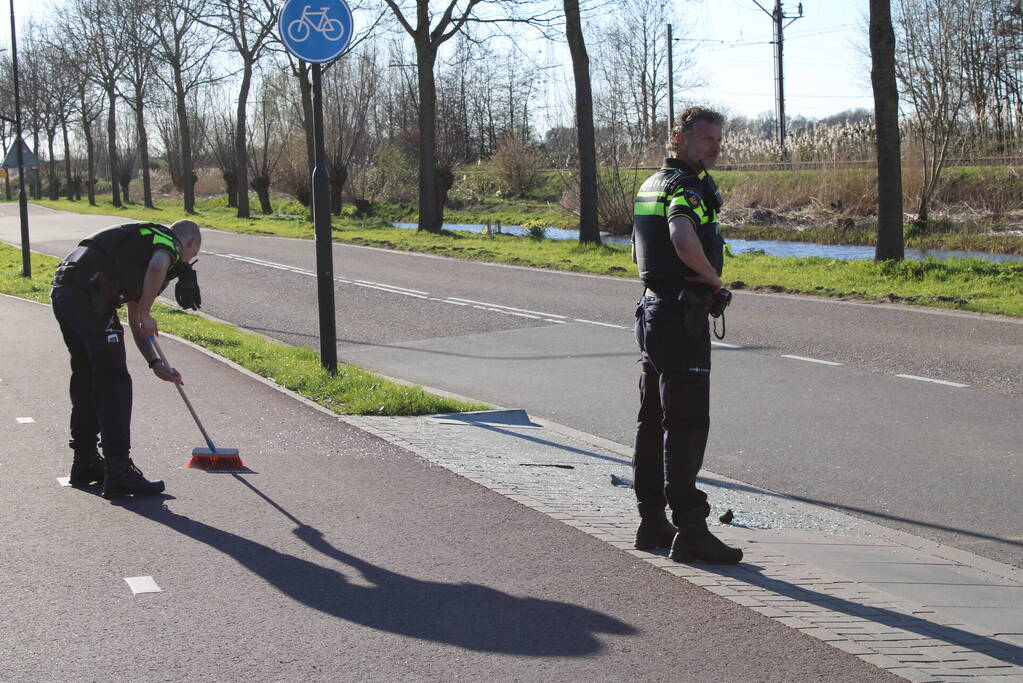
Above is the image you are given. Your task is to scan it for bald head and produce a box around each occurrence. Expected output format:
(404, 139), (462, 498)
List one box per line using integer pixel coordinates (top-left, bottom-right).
(171, 219), (202, 262)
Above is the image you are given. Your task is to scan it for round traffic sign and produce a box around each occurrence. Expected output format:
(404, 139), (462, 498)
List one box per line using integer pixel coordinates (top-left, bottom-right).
(278, 0), (354, 63)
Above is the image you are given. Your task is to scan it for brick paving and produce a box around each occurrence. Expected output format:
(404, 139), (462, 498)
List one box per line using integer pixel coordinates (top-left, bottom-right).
(344, 412), (1023, 683)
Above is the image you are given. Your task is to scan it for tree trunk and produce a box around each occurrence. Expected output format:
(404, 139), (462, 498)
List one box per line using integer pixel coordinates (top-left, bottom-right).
(564, 0), (601, 245)
(106, 87), (121, 207)
(235, 62), (254, 219)
(47, 132), (60, 200)
(870, 0), (904, 261)
(32, 130), (42, 199)
(329, 165), (347, 216)
(297, 61), (315, 183)
(223, 170), (237, 207)
(416, 47), (441, 233)
(83, 119), (97, 206)
(62, 122), (74, 201)
(120, 173), (131, 203)
(174, 74), (195, 214)
(134, 95), (154, 208)
(251, 175), (272, 214)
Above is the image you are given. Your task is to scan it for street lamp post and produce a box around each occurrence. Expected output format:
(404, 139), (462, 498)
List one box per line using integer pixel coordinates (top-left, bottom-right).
(7, 0), (30, 277)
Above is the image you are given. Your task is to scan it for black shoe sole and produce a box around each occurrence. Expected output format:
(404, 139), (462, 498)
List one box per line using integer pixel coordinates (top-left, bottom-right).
(668, 551), (743, 565)
(102, 485), (166, 499)
(635, 539), (674, 550)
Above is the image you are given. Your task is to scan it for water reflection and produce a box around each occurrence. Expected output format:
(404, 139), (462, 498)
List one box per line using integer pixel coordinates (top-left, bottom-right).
(391, 222), (1023, 263)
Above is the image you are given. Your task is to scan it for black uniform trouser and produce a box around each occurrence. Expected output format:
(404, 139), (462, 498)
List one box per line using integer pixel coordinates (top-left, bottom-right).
(51, 284), (132, 458)
(633, 293), (712, 528)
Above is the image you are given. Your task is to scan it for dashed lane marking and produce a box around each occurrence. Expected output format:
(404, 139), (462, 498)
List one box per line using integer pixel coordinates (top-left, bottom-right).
(210, 252), (973, 391)
(16, 417), (35, 424)
(782, 354), (843, 366)
(212, 253), (617, 328)
(124, 576), (162, 595)
(896, 374), (970, 388)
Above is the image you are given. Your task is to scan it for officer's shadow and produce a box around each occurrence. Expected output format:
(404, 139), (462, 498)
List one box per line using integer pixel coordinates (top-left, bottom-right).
(121, 483), (635, 656)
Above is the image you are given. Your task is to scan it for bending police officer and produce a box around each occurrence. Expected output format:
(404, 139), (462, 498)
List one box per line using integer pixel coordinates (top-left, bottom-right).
(630, 107), (741, 564)
(51, 220), (203, 498)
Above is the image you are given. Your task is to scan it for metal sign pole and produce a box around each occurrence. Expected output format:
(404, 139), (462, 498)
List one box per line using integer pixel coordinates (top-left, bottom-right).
(277, 0), (351, 374)
(9, 0), (30, 277)
(310, 62), (337, 374)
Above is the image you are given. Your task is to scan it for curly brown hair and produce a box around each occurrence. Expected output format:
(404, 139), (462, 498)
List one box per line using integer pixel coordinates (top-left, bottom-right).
(665, 106), (725, 154)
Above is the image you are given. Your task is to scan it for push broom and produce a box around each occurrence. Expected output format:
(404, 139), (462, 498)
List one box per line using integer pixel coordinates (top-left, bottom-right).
(150, 337), (244, 471)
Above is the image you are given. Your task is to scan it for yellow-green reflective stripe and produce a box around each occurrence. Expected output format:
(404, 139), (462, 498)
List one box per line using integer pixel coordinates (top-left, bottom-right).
(139, 226), (176, 250)
(669, 196), (708, 222)
(635, 201), (665, 216)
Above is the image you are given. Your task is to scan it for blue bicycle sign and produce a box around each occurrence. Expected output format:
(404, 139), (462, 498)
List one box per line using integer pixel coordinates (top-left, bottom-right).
(278, 0), (353, 63)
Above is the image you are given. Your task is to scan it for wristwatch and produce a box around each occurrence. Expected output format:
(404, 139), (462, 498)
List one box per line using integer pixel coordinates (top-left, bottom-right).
(147, 358), (162, 368)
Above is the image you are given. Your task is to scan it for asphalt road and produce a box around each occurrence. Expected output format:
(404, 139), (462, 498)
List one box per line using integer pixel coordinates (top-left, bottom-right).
(3, 204), (1021, 569)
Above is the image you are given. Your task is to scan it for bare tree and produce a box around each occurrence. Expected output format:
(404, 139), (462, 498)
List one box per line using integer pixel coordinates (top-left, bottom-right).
(894, 0), (976, 226)
(194, 0), (278, 219)
(210, 111), (239, 207)
(594, 0), (701, 149)
(322, 49), (383, 215)
(118, 0), (161, 208)
(870, 0), (904, 261)
(382, 0), (555, 232)
(150, 0), (221, 213)
(247, 73), (290, 214)
(58, 0), (129, 207)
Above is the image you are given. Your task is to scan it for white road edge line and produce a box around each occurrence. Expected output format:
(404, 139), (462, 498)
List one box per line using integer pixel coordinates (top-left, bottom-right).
(896, 374), (970, 388)
(781, 354), (843, 366)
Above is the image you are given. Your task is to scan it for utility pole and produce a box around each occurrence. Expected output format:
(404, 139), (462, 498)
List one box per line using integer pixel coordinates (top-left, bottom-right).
(666, 23), (674, 140)
(752, 0), (802, 160)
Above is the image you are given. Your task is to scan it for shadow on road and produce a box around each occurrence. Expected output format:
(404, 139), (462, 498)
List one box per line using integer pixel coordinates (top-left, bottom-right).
(701, 475), (1023, 553)
(693, 560), (1023, 668)
(119, 481), (635, 656)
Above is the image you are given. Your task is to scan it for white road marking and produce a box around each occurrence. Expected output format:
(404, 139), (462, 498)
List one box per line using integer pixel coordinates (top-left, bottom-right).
(712, 341), (745, 349)
(125, 576), (162, 595)
(16, 417), (35, 423)
(572, 318), (629, 330)
(896, 374), (969, 388)
(56, 477), (71, 487)
(782, 354), (843, 366)
(211, 253), (614, 329)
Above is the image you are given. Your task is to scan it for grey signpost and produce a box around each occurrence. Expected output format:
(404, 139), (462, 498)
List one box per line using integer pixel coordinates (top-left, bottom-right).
(278, 0), (354, 373)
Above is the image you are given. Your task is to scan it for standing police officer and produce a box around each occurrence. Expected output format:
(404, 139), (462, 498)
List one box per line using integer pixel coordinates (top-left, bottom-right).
(51, 220), (202, 498)
(630, 107), (741, 564)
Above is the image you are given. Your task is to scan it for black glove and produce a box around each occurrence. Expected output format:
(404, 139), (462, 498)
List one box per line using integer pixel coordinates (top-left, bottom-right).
(710, 288), (732, 318)
(174, 260), (202, 310)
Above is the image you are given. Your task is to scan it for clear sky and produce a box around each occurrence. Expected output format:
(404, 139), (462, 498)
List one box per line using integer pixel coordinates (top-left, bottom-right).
(682, 0), (874, 119)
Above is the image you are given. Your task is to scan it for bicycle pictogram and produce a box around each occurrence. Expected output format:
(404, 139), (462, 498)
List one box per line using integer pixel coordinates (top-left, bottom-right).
(287, 6), (346, 43)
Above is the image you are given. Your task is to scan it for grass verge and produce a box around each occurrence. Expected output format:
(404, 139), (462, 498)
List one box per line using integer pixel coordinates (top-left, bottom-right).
(22, 196), (1023, 317)
(0, 242), (490, 415)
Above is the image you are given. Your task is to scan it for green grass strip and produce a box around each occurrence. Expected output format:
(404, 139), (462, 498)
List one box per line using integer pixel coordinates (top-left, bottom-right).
(22, 196), (1023, 317)
(0, 242), (490, 415)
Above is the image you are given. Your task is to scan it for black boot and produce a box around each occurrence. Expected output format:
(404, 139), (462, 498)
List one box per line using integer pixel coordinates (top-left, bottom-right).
(102, 457), (165, 499)
(669, 527), (743, 565)
(69, 449), (105, 488)
(634, 516), (677, 550)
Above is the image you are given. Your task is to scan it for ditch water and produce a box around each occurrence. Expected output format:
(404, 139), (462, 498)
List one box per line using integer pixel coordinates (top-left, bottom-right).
(392, 222), (1023, 263)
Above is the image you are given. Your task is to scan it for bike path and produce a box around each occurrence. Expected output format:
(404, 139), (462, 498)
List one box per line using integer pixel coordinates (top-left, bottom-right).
(0, 294), (896, 682)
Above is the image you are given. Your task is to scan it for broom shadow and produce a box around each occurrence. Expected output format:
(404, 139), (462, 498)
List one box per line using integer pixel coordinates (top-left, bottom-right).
(122, 481), (635, 656)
